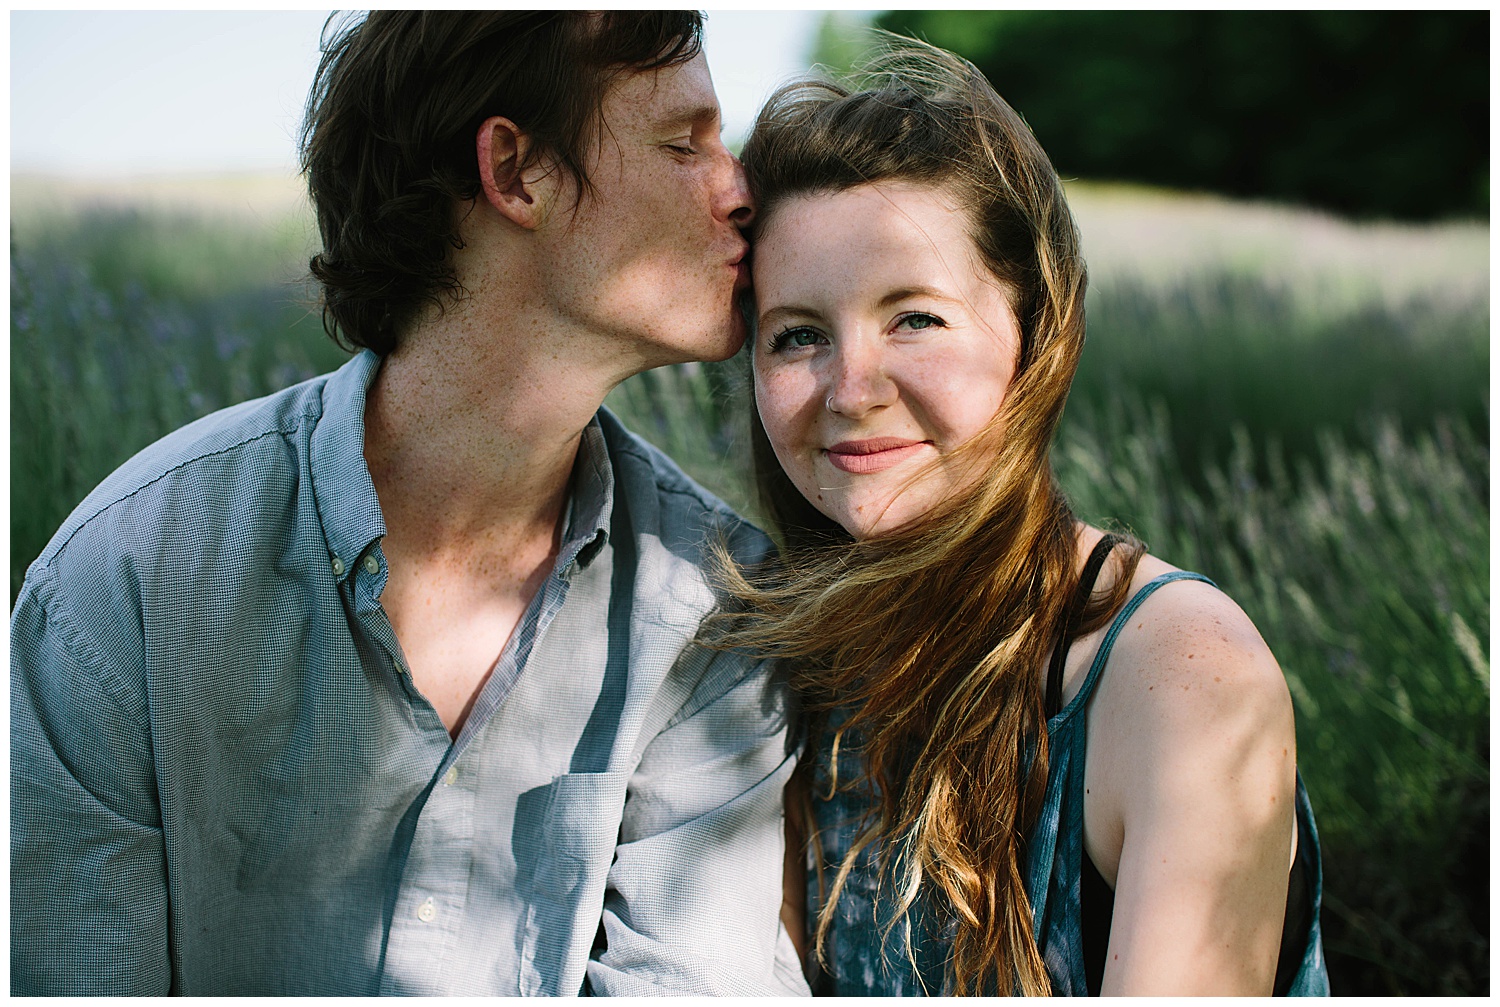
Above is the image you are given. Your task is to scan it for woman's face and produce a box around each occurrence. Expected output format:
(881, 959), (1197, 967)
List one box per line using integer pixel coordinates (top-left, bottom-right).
(752, 182), (1022, 540)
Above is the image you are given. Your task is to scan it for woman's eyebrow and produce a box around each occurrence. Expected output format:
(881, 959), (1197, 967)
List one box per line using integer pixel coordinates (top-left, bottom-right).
(757, 304), (823, 328)
(759, 288), (960, 326)
(877, 285), (961, 308)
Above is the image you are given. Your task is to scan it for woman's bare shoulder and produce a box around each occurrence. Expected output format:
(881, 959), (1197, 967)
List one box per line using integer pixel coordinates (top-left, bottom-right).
(1085, 546), (1296, 855)
(1108, 551), (1292, 723)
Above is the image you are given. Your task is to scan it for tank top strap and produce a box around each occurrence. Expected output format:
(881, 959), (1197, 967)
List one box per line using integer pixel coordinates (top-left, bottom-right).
(1052, 570), (1218, 724)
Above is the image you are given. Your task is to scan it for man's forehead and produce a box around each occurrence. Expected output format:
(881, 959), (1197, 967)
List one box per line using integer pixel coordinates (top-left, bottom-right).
(605, 53), (720, 128)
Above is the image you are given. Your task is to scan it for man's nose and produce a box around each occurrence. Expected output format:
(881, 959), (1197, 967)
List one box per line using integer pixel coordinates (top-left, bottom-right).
(722, 151), (754, 229)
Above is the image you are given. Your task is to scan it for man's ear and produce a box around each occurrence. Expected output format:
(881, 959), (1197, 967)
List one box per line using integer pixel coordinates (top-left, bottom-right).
(476, 116), (558, 229)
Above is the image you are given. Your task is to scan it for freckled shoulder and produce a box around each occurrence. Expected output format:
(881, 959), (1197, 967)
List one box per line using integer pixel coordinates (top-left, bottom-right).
(1103, 554), (1291, 721)
(1080, 552), (1298, 893)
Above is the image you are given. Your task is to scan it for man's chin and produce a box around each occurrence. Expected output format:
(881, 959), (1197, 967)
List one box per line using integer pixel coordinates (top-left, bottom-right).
(671, 312), (746, 364)
(638, 306), (748, 367)
(700, 313), (748, 362)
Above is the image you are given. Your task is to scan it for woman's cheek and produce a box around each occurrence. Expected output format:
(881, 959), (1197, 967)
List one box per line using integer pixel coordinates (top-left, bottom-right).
(755, 370), (818, 480)
(756, 368), (808, 438)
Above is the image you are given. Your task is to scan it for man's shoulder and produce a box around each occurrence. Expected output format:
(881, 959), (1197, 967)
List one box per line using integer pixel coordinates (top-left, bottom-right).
(596, 407), (772, 568)
(31, 373), (334, 578)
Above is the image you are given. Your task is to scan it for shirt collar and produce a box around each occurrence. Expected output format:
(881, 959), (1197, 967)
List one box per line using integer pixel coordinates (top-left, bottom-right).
(310, 350), (387, 582)
(309, 350), (615, 585)
(559, 414), (613, 575)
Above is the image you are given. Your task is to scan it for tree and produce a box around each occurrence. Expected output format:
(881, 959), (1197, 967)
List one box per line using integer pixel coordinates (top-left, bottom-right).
(870, 11), (1487, 220)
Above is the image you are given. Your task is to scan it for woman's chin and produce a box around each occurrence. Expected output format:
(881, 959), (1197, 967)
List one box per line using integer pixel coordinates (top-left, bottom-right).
(821, 499), (923, 542)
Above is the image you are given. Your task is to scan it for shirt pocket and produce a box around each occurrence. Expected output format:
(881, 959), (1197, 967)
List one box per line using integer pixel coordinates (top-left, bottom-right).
(518, 770), (629, 995)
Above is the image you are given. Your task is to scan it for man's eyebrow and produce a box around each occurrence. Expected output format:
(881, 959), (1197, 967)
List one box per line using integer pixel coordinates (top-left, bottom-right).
(655, 102), (721, 131)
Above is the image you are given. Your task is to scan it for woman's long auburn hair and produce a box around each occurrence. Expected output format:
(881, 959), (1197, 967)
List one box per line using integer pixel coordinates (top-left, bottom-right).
(712, 39), (1142, 995)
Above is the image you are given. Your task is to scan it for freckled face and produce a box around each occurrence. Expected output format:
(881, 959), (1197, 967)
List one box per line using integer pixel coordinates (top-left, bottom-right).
(751, 183), (1022, 540)
(542, 51), (754, 366)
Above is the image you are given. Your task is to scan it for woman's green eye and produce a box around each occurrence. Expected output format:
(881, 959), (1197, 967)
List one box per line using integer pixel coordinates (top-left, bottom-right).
(902, 313), (942, 330)
(771, 327), (823, 352)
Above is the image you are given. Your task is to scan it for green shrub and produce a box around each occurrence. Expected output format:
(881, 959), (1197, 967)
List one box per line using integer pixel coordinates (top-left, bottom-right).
(1073, 275), (1489, 489)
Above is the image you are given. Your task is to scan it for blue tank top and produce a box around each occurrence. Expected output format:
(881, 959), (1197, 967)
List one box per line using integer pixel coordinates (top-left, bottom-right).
(805, 571), (1330, 995)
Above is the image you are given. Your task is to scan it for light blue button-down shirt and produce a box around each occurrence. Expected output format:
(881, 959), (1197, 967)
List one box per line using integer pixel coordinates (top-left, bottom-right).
(12, 350), (806, 996)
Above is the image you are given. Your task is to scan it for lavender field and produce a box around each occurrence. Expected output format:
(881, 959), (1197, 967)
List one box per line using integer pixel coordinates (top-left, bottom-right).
(11, 176), (1489, 993)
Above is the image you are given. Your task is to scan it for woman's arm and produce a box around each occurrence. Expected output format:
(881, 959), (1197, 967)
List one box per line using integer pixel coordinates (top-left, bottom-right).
(1082, 576), (1297, 995)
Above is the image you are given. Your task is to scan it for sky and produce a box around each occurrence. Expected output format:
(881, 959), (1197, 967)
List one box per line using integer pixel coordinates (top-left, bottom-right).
(11, 10), (860, 177)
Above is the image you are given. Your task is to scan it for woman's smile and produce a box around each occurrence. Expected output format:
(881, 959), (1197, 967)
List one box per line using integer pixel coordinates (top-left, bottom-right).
(823, 438), (931, 474)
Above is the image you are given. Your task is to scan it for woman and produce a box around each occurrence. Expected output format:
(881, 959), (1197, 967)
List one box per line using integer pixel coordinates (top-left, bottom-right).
(716, 41), (1328, 995)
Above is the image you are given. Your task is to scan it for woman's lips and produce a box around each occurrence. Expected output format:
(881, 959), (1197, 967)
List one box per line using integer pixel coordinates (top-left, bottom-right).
(824, 438), (929, 474)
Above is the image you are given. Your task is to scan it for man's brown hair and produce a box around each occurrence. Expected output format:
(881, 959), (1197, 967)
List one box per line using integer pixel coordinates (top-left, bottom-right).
(300, 11), (703, 355)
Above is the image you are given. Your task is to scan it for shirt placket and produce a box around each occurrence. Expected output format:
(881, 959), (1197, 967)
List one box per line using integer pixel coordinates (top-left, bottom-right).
(379, 760), (477, 993)
(359, 536), (597, 994)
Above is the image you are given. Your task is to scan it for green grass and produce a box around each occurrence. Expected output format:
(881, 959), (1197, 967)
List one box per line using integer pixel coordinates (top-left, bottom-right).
(1071, 276), (1489, 488)
(9, 187), (1488, 994)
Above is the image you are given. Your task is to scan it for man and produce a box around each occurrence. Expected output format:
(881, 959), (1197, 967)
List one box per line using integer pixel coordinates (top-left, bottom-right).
(12, 12), (805, 996)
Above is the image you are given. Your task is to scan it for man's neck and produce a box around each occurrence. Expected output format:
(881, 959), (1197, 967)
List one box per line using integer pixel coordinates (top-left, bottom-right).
(362, 295), (640, 737)
(363, 302), (620, 557)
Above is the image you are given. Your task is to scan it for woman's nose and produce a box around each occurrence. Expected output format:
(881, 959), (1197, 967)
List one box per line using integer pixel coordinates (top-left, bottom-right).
(824, 343), (895, 418)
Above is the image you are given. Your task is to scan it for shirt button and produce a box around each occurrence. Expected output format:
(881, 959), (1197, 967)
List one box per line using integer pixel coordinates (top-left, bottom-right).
(362, 554), (379, 575)
(330, 556), (345, 576)
(416, 897), (436, 923)
(443, 767), (459, 787)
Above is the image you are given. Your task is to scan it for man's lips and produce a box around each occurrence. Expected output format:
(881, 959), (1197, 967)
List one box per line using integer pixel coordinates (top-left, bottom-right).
(824, 438), (929, 474)
(728, 243), (751, 292)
